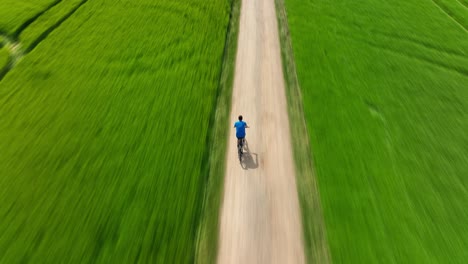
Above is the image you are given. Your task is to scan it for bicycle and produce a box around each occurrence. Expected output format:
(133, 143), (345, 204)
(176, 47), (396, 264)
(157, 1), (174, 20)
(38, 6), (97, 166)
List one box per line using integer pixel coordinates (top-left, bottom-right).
(237, 138), (245, 162)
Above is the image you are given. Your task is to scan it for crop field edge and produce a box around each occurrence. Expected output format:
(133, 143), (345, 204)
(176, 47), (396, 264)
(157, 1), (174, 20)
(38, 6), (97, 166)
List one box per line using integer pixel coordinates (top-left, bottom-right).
(21, 0), (88, 53)
(194, 0), (241, 263)
(1, 0), (234, 262)
(279, 0), (468, 262)
(274, 0), (331, 263)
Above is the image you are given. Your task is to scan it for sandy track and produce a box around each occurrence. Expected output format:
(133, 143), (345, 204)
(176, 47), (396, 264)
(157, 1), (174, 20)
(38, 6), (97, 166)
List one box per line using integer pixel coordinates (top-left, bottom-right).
(217, 0), (305, 263)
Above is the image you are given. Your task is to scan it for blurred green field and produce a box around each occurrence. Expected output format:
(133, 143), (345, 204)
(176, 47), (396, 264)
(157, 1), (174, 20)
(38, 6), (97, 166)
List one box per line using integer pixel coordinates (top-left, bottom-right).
(284, 0), (468, 262)
(0, 47), (9, 72)
(0, 0), (230, 262)
(19, 0), (86, 52)
(0, 0), (58, 35)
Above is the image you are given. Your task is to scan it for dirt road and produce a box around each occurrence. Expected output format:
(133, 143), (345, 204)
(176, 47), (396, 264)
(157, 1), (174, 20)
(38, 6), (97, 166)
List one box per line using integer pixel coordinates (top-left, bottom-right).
(217, 0), (305, 263)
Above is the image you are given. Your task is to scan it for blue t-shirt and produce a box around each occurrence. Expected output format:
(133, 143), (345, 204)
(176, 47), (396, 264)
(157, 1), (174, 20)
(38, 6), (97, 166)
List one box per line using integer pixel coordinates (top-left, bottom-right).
(234, 121), (247, 138)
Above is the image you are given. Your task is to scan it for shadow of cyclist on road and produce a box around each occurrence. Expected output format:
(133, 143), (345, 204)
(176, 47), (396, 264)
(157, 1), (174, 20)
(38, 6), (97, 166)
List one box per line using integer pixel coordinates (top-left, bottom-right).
(241, 150), (258, 170)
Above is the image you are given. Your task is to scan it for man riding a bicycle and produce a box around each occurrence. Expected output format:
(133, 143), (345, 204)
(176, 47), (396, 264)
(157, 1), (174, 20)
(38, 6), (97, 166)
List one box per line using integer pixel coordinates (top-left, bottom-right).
(234, 115), (249, 149)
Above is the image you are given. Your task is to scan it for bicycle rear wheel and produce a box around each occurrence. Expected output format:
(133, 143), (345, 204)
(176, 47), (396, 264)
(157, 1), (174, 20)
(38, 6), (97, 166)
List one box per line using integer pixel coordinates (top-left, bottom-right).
(238, 143), (243, 161)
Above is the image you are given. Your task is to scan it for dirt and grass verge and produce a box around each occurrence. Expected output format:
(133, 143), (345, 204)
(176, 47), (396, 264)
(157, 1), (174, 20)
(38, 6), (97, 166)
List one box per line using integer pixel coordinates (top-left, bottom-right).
(195, 0), (241, 263)
(274, 0), (331, 263)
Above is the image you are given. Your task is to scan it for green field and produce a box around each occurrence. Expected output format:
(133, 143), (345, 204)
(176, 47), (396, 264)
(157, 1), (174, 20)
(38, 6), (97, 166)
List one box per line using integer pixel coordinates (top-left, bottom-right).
(0, 0), (231, 262)
(0, 0), (58, 35)
(0, 47), (9, 73)
(19, 0), (86, 52)
(3, 0), (467, 262)
(284, 0), (468, 262)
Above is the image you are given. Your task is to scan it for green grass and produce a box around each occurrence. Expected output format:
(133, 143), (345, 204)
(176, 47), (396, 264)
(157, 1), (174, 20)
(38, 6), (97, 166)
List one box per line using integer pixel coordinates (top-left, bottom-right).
(0, 47), (9, 73)
(19, 0), (85, 52)
(0, 0), (231, 262)
(284, 0), (468, 262)
(0, 0), (58, 35)
(195, 0), (241, 263)
(431, 0), (468, 30)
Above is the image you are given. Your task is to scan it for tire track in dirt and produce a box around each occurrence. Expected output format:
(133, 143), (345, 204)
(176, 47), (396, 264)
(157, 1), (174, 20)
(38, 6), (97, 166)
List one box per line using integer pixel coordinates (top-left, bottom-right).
(217, 0), (305, 263)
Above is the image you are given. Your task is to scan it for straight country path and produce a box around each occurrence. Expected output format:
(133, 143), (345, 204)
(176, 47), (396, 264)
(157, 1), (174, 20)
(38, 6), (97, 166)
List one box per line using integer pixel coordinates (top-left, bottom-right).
(217, 0), (306, 262)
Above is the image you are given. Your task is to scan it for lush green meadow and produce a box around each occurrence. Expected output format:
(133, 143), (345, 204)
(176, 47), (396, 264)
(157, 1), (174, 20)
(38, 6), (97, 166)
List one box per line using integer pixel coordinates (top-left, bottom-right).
(284, 0), (468, 262)
(0, 48), (8, 72)
(19, 0), (86, 52)
(0, 37), (11, 79)
(0, 0), (58, 35)
(0, 0), (231, 262)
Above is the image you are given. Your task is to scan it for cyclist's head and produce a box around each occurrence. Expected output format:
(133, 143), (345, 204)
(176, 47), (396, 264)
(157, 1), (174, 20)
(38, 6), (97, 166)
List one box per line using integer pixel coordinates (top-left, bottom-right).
(238, 115), (243, 121)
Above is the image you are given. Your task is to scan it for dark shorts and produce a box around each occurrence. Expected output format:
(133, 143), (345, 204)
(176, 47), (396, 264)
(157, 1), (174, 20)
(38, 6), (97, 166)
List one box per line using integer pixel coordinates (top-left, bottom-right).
(236, 136), (245, 140)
